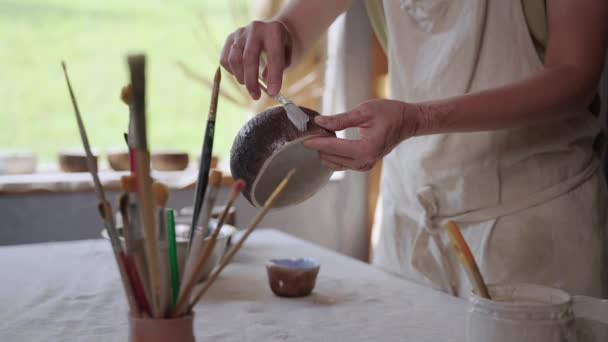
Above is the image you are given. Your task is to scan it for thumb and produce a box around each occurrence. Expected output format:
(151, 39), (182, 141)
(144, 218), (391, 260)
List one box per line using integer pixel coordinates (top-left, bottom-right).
(314, 110), (368, 131)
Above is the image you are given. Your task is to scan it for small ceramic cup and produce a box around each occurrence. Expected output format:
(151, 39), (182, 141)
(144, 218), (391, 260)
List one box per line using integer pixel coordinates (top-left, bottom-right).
(129, 313), (195, 342)
(266, 257), (320, 297)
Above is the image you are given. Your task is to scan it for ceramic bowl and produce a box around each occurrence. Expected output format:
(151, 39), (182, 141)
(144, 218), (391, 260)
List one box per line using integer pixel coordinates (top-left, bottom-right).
(266, 257), (320, 297)
(107, 150), (130, 171)
(0, 151), (37, 174)
(230, 106), (335, 208)
(151, 150), (189, 171)
(59, 149), (97, 173)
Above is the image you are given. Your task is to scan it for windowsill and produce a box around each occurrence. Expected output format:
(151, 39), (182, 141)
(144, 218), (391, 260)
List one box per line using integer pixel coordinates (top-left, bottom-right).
(0, 167), (345, 195)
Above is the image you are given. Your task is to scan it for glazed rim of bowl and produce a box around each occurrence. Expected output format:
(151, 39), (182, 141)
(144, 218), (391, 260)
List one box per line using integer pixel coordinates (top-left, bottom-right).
(267, 257), (320, 271)
(250, 134), (333, 208)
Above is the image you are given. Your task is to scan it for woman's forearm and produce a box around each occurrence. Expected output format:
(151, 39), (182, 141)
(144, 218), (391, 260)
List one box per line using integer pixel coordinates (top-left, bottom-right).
(275, 0), (352, 64)
(411, 65), (601, 136)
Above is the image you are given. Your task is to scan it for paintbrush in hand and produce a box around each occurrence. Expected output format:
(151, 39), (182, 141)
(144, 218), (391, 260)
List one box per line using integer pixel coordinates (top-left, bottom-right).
(188, 66), (221, 248)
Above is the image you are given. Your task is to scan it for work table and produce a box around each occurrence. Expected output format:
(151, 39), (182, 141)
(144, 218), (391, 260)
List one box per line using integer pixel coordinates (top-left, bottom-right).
(0, 229), (466, 341)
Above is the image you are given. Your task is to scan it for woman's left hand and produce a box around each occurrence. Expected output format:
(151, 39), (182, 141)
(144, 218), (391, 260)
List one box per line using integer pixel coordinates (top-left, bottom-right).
(303, 99), (420, 171)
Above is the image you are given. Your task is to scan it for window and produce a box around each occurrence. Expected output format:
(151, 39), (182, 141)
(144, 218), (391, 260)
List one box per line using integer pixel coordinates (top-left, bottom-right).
(1, 0), (250, 171)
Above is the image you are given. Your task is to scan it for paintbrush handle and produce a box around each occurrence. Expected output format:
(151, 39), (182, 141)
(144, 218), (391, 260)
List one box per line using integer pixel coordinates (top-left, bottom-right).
(115, 249), (140, 315)
(173, 198), (235, 316)
(166, 209), (180, 308)
(188, 120), (215, 247)
(187, 170), (295, 310)
(134, 150), (162, 317)
(445, 221), (491, 299)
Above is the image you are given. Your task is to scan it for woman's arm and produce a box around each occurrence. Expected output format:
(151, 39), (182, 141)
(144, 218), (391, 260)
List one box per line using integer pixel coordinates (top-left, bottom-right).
(220, 0), (351, 99)
(304, 0), (608, 171)
(415, 0), (608, 134)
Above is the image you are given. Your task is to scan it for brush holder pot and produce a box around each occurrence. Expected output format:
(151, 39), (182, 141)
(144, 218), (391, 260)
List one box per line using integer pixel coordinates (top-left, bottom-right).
(129, 313), (195, 342)
(467, 283), (608, 342)
(230, 105), (335, 208)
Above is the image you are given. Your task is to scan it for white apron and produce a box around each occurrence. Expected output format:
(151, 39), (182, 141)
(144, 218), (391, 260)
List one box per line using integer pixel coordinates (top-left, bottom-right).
(371, 0), (607, 298)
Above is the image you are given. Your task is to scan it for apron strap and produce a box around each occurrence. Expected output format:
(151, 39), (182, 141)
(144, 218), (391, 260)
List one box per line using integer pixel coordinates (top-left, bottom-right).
(414, 159), (599, 295)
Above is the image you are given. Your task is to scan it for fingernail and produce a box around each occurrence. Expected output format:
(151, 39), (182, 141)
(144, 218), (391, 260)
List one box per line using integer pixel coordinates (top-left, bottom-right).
(268, 83), (280, 96)
(249, 90), (260, 99)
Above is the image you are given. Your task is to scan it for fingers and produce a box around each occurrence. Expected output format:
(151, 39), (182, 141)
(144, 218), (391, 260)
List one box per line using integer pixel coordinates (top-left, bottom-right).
(320, 158), (346, 171)
(314, 110), (369, 131)
(303, 136), (364, 160)
(263, 22), (287, 96)
(320, 153), (375, 172)
(243, 31), (262, 99)
(220, 21), (290, 99)
(227, 28), (246, 84)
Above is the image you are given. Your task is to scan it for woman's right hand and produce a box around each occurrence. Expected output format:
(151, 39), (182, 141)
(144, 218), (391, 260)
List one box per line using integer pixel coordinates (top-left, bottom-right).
(220, 20), (293, 100)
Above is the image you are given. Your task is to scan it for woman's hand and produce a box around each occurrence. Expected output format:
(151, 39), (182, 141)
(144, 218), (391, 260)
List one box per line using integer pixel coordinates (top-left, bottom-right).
(303, 99), (421, 171)
(220, 20), (292, 100)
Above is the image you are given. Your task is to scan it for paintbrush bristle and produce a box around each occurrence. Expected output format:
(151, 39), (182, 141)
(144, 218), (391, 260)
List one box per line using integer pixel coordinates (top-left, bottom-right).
(214, 66), (221, 83)
(120, 84), (132, 105)
(152, 182), (170, 208)
(208, 67), (221, 122)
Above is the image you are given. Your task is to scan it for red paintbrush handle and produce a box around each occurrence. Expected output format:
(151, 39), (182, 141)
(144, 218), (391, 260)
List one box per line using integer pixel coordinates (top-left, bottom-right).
(121, 252), (151, 315)
(129, 148), (137, 174)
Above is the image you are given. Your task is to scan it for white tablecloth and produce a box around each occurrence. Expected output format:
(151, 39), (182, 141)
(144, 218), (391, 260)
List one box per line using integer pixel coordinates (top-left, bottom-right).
(0, 230), (466, 341)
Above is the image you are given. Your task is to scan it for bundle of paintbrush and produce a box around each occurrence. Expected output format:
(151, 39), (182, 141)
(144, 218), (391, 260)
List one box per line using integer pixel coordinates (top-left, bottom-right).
(62, 55), (298, 321)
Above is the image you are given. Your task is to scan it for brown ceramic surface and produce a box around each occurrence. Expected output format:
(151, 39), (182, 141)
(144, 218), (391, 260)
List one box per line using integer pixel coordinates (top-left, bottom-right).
(129, 313), (194, 342)
(266, 258), (320, 298)
(151, 151), (189, 171)
(58, 151), (97, 173)
(107, 150), (130, 171)
(230, 106), (335, 208)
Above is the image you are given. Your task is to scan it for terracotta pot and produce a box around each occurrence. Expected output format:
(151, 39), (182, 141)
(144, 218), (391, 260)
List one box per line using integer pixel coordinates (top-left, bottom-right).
(106, 150), (130, 171)
(58, 149), (97, 173)
(151, 150), (189, 171)
(129, 313), (195, 342)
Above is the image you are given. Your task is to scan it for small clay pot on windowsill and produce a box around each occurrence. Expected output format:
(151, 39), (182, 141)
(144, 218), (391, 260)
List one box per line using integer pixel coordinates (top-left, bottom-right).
(59, 149), (98, 173)
(151, 150), (189, 171)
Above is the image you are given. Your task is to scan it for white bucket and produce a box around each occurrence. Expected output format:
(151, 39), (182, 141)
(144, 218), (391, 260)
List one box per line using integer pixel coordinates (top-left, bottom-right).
(467, 284), (608, 342)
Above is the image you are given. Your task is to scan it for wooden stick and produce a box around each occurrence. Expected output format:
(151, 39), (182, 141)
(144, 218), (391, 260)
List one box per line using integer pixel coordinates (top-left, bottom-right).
(188, 67), (221, 248)
(444, 221), (491, 299)
(97, 202), (140, 315)
(128, 54), (162, 317)
(186, 169), (296, 312)
(119, 194), (151, 316)
(179, 170), (223, 308)
(61, 61), (139, 314)
(174, 179), (245, 316)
